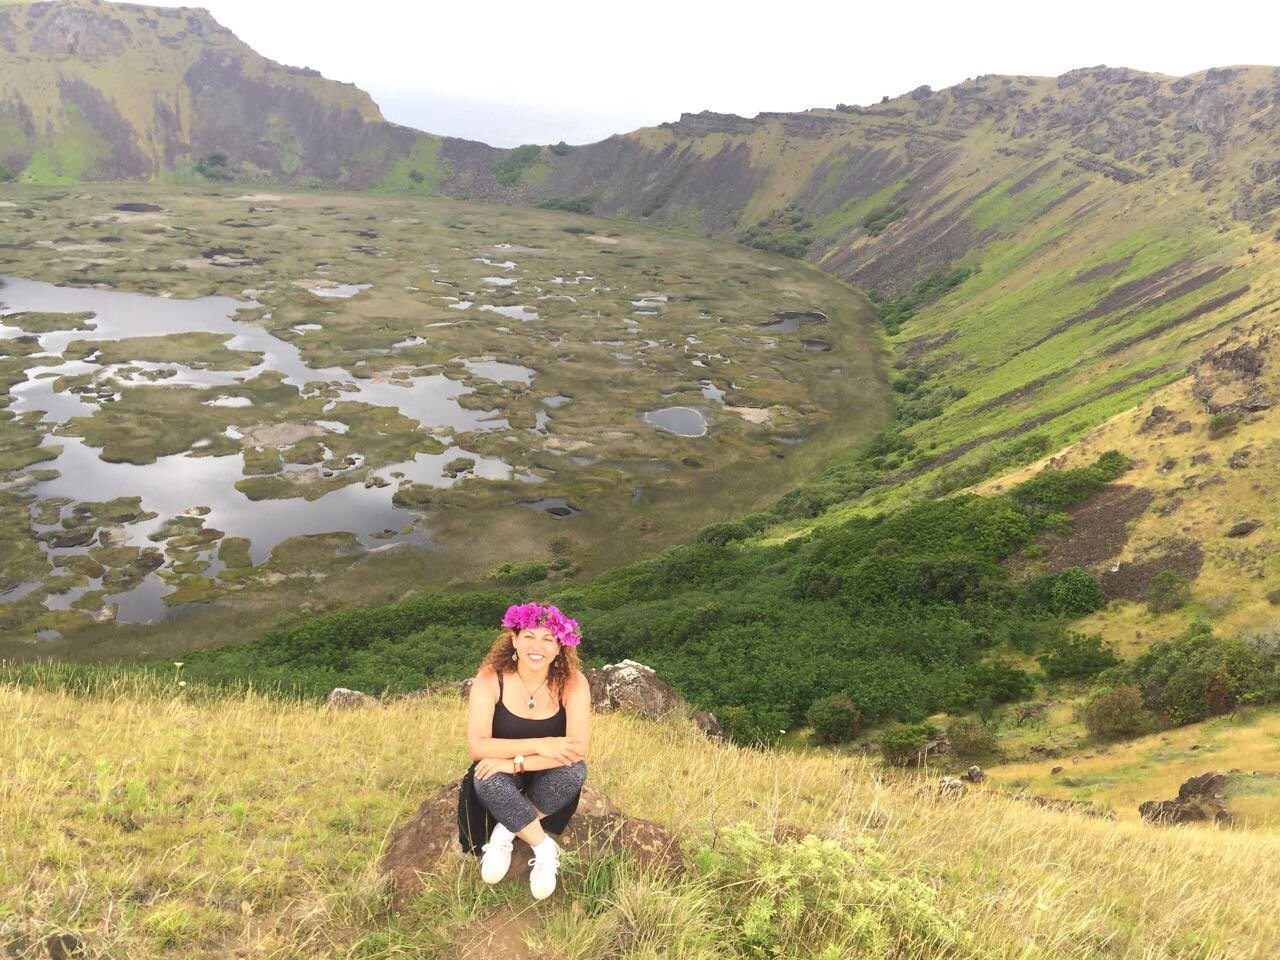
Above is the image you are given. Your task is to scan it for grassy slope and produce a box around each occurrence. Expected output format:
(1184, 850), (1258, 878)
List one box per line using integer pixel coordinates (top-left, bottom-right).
(0, 0), (413, 184)
(975, 320), (1280, 646)
(2, 673), (1278, 959)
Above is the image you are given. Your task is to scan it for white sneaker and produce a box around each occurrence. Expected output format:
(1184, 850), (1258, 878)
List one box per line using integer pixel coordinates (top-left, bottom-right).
(480, 831), (514, 884)
(528, 839), (560, 900)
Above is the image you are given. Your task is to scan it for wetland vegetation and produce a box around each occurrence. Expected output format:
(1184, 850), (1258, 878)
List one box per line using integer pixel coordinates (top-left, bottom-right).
(0, 184), (888, 651)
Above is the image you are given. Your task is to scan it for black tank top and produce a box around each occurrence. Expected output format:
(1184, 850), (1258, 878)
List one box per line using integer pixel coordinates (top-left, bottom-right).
(492, 671), (567, 739)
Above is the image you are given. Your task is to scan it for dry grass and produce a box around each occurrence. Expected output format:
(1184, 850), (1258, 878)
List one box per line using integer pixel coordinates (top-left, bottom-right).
(3, 675), (1279, 958)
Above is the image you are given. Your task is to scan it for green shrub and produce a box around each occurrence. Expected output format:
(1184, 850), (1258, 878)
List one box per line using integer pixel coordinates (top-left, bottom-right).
(0, 162), (14, 182)
(492, 144), (541, 186)
(195, 153), (233, 181)
(945, 715), (997, 756)
(862, 202), (907, 236)
(1146, 571), (1191, 613)
(492, 560), (549, 586)
(1037, 631), (1120, 680)
(879, 722), (940, 766)
(874, 265), (976, 332)
(717, 705), (783, 747)
(695, 521), (752, 547)
(1022, 566), (1106, 618)
(1208, 410), (1239, 439)
(963, 661), (1036, 707)
(1077, 685), (1150, 738)
(698, 824), (966, 957)
(806, 695), (862, 744)
(535, 195), (595, 214)
(1127, 623), (1259, 724)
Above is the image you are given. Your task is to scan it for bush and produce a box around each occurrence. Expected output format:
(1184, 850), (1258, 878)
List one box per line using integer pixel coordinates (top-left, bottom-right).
(1146, 571), (1191, 613)
(535, 195), (595, 214)
(1208, 410), (1239, 439)
(698, 824), (966, 957)
(1037, 631), (1120, 680)
(964, 661), (1036, 707)
(695, 521), (752, 547)
(807, 695), (862, 744)
(1077, 685), (1150, 738)
(195, 153), (233, 181)
(1127, 623), (1258, 724)
(1022, 566), (1105, 618)
(0, 162), (14, 182)
(945, 715), (997, 756)
(491, 560), (549, 586)
(492, 144), (541, 186)
(717, 705), (783, 747)
(879, 722), (940, 766)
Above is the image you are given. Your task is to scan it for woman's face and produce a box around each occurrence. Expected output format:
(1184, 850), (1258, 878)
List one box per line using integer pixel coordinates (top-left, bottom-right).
(514, 626), (560, 670)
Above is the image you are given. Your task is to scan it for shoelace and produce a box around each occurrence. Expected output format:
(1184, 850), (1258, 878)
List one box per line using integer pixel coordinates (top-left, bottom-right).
(528, 853), (559, 870)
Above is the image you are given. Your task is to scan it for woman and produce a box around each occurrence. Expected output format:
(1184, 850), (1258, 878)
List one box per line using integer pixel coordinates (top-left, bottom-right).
(459, 603), (591, 899)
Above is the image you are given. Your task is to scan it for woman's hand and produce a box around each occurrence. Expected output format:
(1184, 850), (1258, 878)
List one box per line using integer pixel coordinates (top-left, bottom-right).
(533, 737), (586, 764)
(474, 757), (514, 781)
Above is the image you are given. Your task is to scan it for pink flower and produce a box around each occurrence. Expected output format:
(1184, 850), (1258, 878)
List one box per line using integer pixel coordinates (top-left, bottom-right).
(502, 602), (581, 646)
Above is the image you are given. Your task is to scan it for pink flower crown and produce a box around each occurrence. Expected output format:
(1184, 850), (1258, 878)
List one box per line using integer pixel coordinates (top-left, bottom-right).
(502, 603), (581, 647)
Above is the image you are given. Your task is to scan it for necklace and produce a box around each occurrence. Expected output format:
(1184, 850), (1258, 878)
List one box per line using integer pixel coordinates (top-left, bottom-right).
(515, 671), (547, 711)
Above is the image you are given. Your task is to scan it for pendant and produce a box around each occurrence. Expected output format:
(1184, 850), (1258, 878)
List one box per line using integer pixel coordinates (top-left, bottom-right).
(527, 698), (536, 710)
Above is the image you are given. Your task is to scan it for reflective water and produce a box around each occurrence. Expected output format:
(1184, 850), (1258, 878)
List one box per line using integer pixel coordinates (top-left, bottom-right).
(0, 275), (539, 622)
(641, 406), (708, 437)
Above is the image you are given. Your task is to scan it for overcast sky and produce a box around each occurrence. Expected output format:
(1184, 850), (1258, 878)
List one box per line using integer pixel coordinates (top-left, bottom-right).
(151, 0), (1280, 147)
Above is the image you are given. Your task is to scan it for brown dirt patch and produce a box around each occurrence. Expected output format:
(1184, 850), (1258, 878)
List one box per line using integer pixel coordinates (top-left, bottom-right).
(454, 904), (537, 960)
(1100, 537), (1205, 601)
(1037, 485), (1155, 572)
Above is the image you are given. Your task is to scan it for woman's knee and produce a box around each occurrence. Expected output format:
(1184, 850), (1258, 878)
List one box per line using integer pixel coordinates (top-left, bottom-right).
(565, 760), (587, 784)
(472, 771), (520, 800)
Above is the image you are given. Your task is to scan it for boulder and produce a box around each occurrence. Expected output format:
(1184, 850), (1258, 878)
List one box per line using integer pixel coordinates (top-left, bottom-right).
(1226, 519), (1263, 538)
(1139, 772), (1233, 825)
(325, 687), (378, 710)
(691, 710), (723, 739)
(920, 732), (951, 762)
(964, 765), (986, 783)
(380, 779), (682, 909)
(937, 776), (966, 796)
(584, 660), (685, 719)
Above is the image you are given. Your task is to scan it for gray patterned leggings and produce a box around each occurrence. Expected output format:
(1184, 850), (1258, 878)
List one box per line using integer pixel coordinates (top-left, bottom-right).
(472, 761), (587, 833)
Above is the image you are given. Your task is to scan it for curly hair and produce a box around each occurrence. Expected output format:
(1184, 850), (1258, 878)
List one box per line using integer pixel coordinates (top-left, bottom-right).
(480, 628), (581, 700)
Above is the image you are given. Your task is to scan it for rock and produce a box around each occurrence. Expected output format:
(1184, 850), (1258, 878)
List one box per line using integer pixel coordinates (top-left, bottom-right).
(1013, 792), (1115, 819)
(1190, 333), (1273, 414)
(964, 765), (986, 783)
(920, 733), (951, 761)
(325, 687), (378, 710)
(1138, 405), (1177, 433)
(584, 660), (685, 720)
(1226, 519), (1263, 538)
(380, 780), (681, 909)
(1050, 765), (1064, 776)
(937, 776), (966, 796)
(1139, 772), (1233, 825)
(1227, 447), (1252, 469)
(691, 710), (722, 739)
(43, 934), (85, 960)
